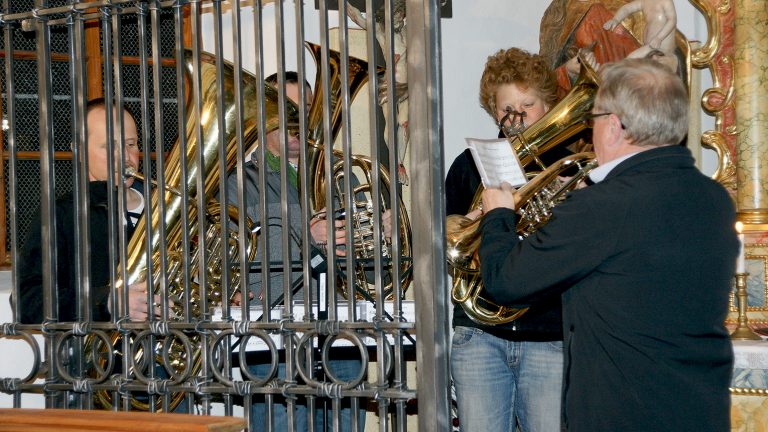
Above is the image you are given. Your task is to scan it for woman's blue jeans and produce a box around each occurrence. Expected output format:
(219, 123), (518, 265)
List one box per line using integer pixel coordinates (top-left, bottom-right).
(450, 326), (563, 432)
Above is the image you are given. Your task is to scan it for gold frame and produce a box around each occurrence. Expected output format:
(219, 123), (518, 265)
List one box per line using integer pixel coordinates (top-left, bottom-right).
(728, 243), (768, 325)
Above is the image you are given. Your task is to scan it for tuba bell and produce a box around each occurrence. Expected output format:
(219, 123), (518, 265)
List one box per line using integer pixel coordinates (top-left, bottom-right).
(90, 49), (293, 411)
(304, 41), (413, 301)
(446, 55), (600, 325)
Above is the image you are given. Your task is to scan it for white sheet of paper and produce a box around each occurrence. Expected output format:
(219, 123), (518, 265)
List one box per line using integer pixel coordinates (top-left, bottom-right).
(466, 137), (527, 188)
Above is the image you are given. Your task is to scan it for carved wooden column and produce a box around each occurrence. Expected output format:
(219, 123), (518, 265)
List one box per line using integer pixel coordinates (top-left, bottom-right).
(734, 0), (768, 227)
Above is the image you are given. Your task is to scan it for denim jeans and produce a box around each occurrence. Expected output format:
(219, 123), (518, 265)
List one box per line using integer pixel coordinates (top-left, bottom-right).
(248, 359), (366, 432)
(450, 326), (563, 432)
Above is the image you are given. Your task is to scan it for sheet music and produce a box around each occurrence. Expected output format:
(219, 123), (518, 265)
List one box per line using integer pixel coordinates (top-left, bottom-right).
(466, 137), (527, 188)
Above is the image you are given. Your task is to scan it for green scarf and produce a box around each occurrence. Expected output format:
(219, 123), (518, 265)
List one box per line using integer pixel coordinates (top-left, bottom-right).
(265, 150), (298, 189)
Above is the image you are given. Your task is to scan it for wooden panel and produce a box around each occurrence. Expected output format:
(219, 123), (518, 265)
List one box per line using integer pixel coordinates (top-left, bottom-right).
(0, 408), (245, 432)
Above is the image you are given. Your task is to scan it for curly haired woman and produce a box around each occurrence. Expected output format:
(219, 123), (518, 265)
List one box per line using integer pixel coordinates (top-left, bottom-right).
(445, 47), (566, 432)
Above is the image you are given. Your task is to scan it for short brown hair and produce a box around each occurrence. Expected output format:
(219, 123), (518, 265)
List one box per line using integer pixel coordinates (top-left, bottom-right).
(478, 48), (559, 119)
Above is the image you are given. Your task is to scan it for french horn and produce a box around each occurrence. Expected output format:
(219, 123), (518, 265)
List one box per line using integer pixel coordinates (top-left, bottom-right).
(304, 41), (413, 301)
(446, 55), (600, 325)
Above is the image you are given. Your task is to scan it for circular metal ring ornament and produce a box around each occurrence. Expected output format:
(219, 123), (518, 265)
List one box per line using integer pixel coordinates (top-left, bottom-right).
(320, 330), (368, 390)
(3, 329), (43, 384)
(234, 330), (279, 387)
(55, 329), (114, 384)
(130, 329), (192, 385)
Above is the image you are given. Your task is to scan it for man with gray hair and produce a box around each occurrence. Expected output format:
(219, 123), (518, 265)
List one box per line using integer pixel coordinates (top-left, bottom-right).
(478, 58), (737, 431)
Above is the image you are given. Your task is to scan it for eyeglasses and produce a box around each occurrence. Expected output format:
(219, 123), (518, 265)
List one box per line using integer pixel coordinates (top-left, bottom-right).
(583, 112), (626, 129)
(582, 112), (612, 128)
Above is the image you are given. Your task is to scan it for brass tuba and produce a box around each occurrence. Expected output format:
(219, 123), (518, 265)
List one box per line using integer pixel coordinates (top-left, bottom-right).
(304, 41), (413, 300)
(91, 49), (295, 411)
(446, 57), (600, 325)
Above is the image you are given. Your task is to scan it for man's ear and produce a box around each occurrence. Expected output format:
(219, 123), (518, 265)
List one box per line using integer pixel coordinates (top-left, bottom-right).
(609, 115), (624, 139)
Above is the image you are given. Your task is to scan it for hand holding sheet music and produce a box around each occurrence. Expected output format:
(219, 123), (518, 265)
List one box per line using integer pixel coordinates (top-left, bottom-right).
(466, 137), (527, 188)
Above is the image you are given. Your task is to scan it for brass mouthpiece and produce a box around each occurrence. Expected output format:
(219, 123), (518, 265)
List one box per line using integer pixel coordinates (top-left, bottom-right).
(124, 168), (180, 196)
(498, 107), (527, 137)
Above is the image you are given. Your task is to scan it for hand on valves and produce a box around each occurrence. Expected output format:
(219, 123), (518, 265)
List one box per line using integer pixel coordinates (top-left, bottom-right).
(482, 182), (518, 213)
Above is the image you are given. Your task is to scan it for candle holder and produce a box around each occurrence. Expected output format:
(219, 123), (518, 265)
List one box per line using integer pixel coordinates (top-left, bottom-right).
(731, 272), (762, 341)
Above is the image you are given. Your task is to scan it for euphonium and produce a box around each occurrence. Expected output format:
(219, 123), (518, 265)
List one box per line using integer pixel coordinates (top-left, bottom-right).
(446, 56), (600, 325)
(304, 41), (413, 300)
(447, 153), (597, 324)
(91, 49), (294, 411)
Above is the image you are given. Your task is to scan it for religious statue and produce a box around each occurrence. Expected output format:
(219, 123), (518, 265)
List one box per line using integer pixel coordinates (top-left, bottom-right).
(540, 0), (680, 94)
(540, 0), (642, 97)
(604, 0), (679, 71)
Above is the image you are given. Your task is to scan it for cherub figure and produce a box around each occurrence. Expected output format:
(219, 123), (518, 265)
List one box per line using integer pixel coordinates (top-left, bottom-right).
(603, 0), (678, 71)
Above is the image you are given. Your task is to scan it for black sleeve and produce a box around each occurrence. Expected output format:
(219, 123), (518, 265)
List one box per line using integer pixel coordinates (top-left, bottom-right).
(16, 211), (45, 324)
(478, 190), (606, 307)
(445, 149), (482, 215)
(17, 200), (79, 323)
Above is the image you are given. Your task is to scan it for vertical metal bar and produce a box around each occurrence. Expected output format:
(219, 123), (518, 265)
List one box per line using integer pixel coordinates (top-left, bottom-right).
(189, 0), (209, 415)
(175, 0), (192, 330)
(5, 0), (20, 338)
(145, 7), (172, 412)
(294, 0), (312, 319)
(405, 1), (450, 431)
(362, 2), (391, 429)
(381, 2), (408, 429)
(67, 2), (90, 410)
(231, 0), (247, 321)
(227, 0), (246, 417)
(316, 3), (335, 431)
(335, 2), (359, 430)
(251, 1), (275, 429)
(272, 2), (300, 430)
(111, 1), (131, 326)
(35, 0), (63, 409)
(147, 0), (166, 302)
(292, 2), (315, 429)
(137, 0), (166, 411)
(173, 0), (194, 412)
(337, 0), (356, 337)
(318, 0), (336, 348)
(68, 5), (87, 326)
(207, 0), (226, 415)
(252, 0), (271, 327)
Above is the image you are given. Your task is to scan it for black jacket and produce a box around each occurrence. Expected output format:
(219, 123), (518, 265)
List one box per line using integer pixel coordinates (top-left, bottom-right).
(479, 145), (736, 431)
(16, 181), (140, 324)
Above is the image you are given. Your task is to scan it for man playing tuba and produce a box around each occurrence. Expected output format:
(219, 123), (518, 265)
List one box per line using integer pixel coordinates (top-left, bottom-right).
(226, 71), (393, 432)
